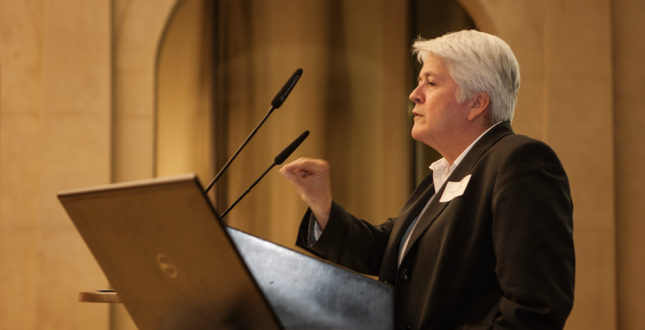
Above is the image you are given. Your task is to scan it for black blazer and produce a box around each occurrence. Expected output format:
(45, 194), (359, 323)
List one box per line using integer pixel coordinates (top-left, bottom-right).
(297, 122), (574, 329)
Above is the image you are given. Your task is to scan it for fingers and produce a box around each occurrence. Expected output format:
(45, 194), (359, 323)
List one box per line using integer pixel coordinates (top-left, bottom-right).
(280, 157), (329, 173)
(280, 168), (303, 187)
(280, 156), (331, 200)
(279, 157), (329, 182)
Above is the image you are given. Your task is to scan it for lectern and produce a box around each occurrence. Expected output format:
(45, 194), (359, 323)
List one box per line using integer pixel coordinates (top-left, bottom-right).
(58, 174), (393, 329)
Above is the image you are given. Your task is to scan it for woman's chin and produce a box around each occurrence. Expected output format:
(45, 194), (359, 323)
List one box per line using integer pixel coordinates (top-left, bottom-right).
(410, 128), (424, 142)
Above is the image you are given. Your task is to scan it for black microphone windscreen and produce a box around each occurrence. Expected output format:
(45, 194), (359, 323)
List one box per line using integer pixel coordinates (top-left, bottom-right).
(271, 68), (303, 108)
(274, 130), (310, 164)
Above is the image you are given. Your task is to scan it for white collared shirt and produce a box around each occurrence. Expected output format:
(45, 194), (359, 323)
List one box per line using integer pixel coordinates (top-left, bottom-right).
(429, 122), (501, 190)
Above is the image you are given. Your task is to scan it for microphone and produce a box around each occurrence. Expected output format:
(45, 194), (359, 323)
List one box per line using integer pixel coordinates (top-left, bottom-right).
(274, 129), (309, 164)
(204, 68), (303, 194)
(272, 68), (303, 108)
(219, 130), (310, 220)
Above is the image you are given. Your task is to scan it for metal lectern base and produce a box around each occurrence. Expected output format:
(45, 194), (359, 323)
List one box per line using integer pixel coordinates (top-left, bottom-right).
(227, 227), (393, 330)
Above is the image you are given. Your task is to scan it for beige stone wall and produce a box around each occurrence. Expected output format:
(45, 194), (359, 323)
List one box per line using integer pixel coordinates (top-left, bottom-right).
(0, 0), (112, 328)
(0, 0), (643, 329)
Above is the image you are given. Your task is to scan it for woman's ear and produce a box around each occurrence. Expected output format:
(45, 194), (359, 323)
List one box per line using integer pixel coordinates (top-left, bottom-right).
(467, 92), (490, 121)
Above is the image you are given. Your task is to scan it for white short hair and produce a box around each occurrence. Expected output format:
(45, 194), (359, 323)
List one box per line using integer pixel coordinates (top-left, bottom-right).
(412, 30), (520, 123)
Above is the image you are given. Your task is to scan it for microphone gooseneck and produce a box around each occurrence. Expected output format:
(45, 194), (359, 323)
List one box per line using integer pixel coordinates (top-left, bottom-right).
(204, 68), (303, 194)
(219, 130), (310, 220)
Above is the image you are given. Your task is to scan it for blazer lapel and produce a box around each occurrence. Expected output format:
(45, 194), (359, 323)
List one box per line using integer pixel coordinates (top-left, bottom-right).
(379, 174), (435, 282)
(391, 182), (435, 249)
(398, 122), (514, 265)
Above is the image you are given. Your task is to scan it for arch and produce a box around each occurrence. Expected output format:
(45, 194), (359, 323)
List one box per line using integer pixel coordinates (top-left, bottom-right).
(155, 0), (215, 183)
(112, 0), (181, 182)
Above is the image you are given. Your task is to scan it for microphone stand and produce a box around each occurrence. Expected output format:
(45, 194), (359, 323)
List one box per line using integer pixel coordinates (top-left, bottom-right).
(203, 68), (303, 195)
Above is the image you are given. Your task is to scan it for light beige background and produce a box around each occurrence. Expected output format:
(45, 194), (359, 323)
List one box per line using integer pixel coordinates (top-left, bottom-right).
(1, 0), (642, 329)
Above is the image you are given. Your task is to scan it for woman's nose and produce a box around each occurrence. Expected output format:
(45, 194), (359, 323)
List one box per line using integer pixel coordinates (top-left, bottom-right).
(409, 85), (423, 104)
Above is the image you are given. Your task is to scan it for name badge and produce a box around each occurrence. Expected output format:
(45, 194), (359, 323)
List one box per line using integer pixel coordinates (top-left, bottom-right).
(440, 174), (471, 203)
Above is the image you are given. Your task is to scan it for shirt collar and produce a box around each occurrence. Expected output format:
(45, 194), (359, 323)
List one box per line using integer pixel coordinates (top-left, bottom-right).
(429, 122), (502, 189)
